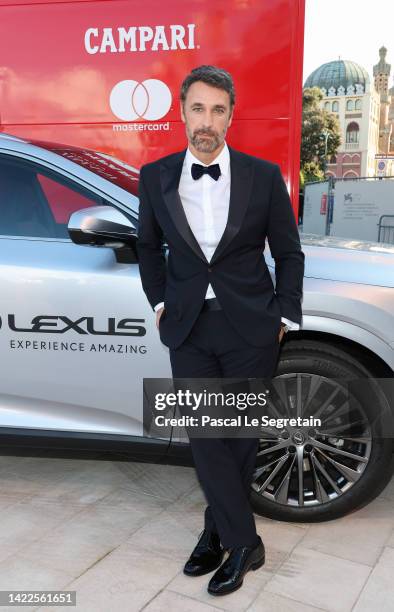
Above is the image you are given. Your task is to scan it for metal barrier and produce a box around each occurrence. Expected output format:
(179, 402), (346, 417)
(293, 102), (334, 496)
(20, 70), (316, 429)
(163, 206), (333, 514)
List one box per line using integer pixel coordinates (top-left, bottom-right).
(377, 214), (394, 244)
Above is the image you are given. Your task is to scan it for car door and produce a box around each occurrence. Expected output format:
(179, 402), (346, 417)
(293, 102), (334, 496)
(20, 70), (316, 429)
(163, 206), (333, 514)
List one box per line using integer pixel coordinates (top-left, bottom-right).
(0, 151), (171, 438)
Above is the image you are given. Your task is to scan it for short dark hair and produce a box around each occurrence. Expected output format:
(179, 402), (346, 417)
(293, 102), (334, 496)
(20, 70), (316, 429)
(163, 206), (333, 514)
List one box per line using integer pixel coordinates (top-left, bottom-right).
(180, 65), (235, 109)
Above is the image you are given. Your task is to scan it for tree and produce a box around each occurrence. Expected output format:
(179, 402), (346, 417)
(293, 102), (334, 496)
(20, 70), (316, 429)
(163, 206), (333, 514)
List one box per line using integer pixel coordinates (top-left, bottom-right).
(301, 87), (341, 183)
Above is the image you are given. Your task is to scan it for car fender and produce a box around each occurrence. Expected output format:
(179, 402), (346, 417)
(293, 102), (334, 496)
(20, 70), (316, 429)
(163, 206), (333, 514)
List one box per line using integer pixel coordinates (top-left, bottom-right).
(299, 314), (394, 372)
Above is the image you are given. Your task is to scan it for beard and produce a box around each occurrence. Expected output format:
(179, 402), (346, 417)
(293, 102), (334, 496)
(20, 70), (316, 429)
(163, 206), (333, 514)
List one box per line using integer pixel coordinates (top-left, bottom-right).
(189, 127), (224, 153)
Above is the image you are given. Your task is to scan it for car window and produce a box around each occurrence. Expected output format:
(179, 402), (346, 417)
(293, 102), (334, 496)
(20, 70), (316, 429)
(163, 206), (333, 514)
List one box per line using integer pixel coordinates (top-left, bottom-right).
(0, 154), (109, 239)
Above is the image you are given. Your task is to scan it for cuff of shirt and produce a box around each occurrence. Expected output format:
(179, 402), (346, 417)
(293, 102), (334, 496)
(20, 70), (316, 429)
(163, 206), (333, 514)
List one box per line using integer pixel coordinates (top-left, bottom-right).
(281, 317), (299, 331)
(154, 302), (164, 312)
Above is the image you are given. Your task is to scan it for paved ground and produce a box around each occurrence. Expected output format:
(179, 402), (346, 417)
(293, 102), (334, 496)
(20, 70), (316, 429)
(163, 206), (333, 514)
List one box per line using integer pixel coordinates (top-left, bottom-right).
(0, 452), (393, 612)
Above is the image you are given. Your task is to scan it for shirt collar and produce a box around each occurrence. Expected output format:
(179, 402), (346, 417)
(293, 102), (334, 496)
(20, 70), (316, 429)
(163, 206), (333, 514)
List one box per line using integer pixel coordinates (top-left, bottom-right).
(184, 141), (230, 178)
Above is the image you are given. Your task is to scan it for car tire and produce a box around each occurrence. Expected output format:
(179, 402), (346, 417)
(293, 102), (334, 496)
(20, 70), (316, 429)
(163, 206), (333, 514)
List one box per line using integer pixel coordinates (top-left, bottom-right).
(250, 338), (393, 522)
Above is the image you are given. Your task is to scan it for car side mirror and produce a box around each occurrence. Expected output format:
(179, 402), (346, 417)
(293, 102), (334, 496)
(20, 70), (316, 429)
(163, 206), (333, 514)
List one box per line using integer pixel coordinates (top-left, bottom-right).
(68, 205), (138, 263)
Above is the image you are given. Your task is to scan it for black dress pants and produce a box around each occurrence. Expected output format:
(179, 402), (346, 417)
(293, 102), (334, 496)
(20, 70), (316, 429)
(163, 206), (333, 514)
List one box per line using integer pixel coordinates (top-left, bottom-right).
(169, 306), (280, 549)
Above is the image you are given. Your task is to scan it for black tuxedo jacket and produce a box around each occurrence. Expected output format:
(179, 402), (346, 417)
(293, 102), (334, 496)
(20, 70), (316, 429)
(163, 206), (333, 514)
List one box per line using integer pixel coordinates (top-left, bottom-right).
(136, 145), (304, 349)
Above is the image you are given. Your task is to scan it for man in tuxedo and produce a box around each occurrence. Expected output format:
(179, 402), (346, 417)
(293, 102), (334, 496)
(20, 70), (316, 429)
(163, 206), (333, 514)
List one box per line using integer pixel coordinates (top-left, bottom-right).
(137, 65), (304, 596)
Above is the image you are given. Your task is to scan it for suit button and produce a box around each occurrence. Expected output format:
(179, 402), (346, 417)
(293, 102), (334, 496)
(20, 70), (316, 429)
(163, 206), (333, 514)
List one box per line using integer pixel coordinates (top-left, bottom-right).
(208, 267), (212, 272)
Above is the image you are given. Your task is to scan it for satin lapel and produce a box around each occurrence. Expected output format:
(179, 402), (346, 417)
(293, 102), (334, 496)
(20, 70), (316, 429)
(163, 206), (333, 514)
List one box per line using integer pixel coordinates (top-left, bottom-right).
(160, 150), (208, 262)
(210, 146), (254, 264)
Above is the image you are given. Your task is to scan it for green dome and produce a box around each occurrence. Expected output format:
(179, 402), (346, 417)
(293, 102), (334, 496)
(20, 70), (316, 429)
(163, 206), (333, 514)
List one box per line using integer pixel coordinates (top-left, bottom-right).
(304, 60), (370, 94)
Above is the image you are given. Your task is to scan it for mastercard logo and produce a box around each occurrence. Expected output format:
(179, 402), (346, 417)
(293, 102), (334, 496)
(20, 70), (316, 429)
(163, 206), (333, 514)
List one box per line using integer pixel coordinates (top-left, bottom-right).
(110, 79), (172, 121)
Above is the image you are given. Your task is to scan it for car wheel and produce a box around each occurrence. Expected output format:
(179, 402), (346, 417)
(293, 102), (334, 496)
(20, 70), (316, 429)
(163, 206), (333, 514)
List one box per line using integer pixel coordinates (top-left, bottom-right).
(250, 339), (393, 522)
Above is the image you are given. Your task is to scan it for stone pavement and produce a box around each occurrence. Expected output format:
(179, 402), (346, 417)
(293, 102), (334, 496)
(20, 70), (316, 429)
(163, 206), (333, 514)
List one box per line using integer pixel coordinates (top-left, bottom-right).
(0, 454), (393, 612)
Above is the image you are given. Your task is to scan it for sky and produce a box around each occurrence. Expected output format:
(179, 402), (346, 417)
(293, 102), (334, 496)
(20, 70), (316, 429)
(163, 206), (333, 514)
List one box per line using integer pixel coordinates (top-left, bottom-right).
(303, 0), (394, 86)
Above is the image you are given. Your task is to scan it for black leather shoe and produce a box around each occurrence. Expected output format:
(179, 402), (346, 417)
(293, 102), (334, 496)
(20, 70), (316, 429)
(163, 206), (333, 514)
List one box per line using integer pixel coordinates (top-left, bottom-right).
(183, 529), (225, 576)
(207, 535), (265, 595)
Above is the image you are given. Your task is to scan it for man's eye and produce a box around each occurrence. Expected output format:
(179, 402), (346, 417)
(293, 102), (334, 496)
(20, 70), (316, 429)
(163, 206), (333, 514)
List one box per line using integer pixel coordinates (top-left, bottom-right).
(215, 109), (225, 114)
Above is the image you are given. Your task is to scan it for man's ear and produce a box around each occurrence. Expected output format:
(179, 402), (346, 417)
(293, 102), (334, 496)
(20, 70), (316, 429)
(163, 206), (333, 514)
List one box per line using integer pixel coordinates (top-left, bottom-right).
(180, 102), (186, 123)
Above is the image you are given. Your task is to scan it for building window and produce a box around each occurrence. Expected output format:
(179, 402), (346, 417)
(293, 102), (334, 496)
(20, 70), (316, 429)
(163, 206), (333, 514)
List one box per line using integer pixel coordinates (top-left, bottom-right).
(355, 99), (362, 110)
(324, 101), (331, 111)
(346, 99), (354, 111)
(332, 101), (339, 112)
(346, 122), (359, 143)
(329, 155), (337, 164)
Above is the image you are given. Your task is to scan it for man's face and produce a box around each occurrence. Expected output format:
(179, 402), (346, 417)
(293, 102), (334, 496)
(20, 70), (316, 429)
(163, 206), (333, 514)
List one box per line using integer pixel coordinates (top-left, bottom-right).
(180, 81), (233, 153)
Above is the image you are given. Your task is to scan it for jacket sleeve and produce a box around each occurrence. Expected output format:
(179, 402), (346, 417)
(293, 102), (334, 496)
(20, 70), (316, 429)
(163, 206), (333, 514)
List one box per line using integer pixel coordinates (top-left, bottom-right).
(136, 166), (167, 311)
(267, 164), (305, 324)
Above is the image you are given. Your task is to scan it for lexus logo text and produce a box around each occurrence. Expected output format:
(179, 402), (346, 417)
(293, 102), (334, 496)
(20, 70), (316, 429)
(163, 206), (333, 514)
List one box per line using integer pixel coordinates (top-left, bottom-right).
(5, 315), (146, 337)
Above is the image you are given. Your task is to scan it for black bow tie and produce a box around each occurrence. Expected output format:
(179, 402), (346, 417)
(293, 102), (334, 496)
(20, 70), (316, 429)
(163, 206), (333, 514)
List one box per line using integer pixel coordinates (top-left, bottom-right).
(191, 162), (221, 181)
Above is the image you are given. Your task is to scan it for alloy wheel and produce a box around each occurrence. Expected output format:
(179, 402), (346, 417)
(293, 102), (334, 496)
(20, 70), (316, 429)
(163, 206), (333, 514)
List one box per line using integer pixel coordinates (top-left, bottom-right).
(252, 373), (372, 507)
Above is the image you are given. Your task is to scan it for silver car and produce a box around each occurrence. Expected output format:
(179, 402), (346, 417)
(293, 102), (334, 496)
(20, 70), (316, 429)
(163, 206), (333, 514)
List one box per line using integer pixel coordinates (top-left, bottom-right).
(0, 132), (393, 522)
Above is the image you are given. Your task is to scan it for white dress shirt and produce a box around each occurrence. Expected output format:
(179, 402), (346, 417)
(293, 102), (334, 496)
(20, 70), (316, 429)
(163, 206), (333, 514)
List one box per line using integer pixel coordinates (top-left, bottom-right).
(154, 141), (299, 331)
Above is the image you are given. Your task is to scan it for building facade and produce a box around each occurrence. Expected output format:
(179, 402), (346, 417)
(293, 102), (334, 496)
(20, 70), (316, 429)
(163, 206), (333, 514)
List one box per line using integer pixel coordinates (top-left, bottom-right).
(304, 48), (394, 178)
